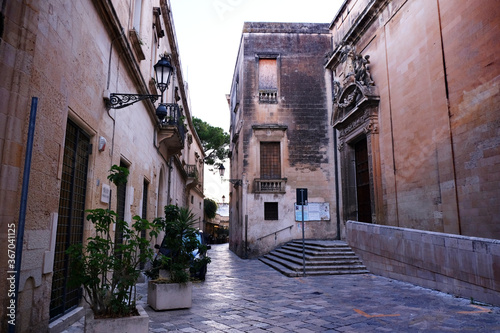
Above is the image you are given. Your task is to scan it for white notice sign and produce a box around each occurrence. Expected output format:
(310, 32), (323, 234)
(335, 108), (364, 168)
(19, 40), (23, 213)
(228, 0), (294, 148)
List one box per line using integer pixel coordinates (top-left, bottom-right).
(295, 202), (330, 221)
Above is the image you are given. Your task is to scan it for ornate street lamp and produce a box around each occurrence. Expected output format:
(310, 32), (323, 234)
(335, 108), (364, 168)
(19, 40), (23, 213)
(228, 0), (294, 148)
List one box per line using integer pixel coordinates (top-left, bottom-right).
(107, 55), (174, 121)
(218, 164), (242, 186)
(218, 164), (225, 177)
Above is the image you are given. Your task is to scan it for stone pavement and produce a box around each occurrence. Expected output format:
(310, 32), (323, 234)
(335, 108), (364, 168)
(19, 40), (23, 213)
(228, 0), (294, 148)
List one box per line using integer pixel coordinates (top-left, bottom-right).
(65, 243), (500, 332)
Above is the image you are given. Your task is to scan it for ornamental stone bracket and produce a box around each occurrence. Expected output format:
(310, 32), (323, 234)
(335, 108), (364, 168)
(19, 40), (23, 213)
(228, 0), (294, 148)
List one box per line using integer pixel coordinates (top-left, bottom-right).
(157, 125), (184, 159)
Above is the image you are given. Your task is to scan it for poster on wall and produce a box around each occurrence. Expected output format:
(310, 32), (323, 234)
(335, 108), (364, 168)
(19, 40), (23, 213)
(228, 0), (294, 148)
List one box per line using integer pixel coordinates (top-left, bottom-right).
(295, 202), (330, 221)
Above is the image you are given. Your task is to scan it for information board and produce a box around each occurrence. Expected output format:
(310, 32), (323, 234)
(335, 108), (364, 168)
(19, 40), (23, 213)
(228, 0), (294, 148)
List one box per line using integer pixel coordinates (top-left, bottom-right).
(295, 202), (330, 221)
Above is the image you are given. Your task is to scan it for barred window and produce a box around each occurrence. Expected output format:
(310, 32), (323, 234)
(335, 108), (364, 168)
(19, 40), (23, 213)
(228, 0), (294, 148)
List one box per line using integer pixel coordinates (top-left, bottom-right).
(260, 142), (281, 179)
(264, 202), (279, 220)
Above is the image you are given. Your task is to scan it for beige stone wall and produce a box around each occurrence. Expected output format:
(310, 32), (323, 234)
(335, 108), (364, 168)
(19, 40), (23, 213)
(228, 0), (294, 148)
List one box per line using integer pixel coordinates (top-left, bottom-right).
(439, 0), (500, 238)
(330, 0), (500, 238)
(346, 221), (500, 307)
(0, 0), (202, 331)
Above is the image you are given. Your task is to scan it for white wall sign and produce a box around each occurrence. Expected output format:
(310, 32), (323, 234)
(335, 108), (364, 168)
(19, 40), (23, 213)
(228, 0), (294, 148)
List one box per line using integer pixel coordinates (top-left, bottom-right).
(101, 183), (110, 204)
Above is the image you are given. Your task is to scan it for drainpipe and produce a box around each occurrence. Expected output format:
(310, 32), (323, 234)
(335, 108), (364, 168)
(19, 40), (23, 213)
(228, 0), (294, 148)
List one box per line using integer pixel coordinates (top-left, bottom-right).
(9, 97), (37, 333)
(167, 157), (173, 205)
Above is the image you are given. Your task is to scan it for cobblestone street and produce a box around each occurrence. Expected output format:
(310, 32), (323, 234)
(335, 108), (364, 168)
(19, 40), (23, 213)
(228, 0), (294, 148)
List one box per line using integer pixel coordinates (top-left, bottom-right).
(65, 243), (500, 332)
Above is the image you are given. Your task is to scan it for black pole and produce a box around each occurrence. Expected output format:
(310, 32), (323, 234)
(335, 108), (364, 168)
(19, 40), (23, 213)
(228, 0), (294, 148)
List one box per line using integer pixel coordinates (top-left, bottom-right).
(8, 97), (38, 333)
(333, 128), (341, 240)
(301, 202), (306, 277)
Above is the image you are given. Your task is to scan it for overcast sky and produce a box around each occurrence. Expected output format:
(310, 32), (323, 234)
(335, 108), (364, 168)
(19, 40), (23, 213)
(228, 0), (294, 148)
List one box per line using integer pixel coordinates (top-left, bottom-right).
(168, 0), (344, 202)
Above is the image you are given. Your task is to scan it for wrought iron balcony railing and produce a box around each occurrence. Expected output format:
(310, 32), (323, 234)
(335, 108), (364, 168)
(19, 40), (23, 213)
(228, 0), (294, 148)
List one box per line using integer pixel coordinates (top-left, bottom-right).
(185, 164), (199, 179)
(159, 103), (186, 143)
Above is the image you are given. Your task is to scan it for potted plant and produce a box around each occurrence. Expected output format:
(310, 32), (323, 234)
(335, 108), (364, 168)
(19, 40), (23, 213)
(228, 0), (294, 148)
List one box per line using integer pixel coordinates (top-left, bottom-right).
(146, 205), (210, 310)
(66, 166), (160, 332)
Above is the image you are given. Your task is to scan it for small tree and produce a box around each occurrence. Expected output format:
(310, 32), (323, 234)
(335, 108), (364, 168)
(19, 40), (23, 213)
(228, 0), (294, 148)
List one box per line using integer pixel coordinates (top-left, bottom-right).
(192, 117), (229, 166)
(66, 165), (160, 318)
(204, 198), (218, 220)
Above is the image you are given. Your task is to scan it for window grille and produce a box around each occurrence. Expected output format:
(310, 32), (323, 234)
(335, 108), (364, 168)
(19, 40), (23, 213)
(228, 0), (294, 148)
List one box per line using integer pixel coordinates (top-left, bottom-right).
(264, 202), (279, 220)
(50, 120), (89, 319)
(260, 142), (281, 179)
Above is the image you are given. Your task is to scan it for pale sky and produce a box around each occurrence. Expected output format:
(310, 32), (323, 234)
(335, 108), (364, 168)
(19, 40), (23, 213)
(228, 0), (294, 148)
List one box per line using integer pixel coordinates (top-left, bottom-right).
(169, 0), (344, 202)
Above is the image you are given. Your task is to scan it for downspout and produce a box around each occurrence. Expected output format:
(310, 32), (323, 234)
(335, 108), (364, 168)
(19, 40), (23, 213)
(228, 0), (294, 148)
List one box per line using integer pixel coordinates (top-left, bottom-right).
(167, 157), (173, 205)
(9, 97), (37, 333)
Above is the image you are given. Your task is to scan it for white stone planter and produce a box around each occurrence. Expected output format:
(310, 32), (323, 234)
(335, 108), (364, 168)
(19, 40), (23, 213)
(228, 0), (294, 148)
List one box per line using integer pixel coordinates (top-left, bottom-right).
(147, 280), (192, 310)
(84, 305), (149, 333)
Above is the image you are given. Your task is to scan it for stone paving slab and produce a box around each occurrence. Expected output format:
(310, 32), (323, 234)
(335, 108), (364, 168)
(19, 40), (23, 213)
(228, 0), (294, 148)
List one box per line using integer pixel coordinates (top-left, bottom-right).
(64, 243), (500, 332)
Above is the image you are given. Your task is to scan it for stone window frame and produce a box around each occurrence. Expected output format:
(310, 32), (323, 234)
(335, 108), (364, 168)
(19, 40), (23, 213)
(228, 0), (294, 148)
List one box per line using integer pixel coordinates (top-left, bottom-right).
(252, 125), (288, 194)
(255, 54), (281, 104)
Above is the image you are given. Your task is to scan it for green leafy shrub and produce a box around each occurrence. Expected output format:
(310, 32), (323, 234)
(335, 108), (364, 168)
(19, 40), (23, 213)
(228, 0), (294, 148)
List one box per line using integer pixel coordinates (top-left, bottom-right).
(67, 210), (160, 318)
(146, 205), (210, 283)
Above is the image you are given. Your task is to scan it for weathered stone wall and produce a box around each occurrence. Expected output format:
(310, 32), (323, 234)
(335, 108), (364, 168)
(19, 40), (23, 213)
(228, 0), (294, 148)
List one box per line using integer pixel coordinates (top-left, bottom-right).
(346, 221), (500, 306)
(229, 23), (337, 258)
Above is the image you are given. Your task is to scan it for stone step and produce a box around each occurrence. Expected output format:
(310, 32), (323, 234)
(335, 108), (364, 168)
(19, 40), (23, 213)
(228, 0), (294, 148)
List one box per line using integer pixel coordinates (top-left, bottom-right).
(268, 251), (363, 266)
(277, 247), (358, 258)
(259, 239), (369, 277)
(261, 255), (369, 275)
(287, 241), (353, 251)
(265, 254), (367, 272)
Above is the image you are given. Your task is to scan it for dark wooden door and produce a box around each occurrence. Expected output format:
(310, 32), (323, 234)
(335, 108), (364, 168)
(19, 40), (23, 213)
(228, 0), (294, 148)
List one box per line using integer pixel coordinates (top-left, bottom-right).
(354, 138), (372, 223)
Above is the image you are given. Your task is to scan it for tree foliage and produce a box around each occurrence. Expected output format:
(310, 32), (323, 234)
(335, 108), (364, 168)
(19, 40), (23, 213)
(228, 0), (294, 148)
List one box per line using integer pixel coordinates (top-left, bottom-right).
(204, 198), (218, 220)
(192, 117), (229, 165)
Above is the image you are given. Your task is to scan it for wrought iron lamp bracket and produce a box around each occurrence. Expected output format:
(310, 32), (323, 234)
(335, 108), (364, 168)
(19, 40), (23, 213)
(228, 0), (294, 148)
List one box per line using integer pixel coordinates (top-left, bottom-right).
(108, 93), (161, 109)
(228, 179), (243, 187)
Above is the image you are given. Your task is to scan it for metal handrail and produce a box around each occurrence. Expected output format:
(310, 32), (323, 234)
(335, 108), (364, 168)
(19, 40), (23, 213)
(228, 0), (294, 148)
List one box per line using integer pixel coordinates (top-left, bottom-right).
(257, 225), (293, 241)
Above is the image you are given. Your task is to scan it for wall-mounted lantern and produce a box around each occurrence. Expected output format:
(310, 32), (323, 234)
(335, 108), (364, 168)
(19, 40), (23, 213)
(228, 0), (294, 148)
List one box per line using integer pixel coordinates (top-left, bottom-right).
(107, 55), (174, 121)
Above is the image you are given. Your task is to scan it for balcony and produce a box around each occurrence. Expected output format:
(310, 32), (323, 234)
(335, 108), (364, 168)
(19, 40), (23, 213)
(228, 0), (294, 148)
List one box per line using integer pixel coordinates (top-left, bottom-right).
(253, 178), (287, 193)
(185, 164), (202, 192)
(157, 104), (185, 159)
(259, 89), (278, 104)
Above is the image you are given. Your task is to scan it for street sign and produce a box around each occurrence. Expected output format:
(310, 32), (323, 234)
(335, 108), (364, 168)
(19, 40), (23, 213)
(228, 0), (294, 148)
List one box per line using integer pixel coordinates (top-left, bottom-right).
(296, 188), (308, 277)
(296, 188), (308, 205)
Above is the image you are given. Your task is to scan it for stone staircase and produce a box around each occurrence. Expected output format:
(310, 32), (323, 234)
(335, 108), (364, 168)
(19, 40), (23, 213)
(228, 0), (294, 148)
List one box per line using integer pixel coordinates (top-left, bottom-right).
(259, 239), (369, 277)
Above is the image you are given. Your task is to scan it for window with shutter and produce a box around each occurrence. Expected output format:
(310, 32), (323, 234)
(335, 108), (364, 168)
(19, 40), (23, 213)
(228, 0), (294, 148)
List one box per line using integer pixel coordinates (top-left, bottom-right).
(260, 142), (281, 179)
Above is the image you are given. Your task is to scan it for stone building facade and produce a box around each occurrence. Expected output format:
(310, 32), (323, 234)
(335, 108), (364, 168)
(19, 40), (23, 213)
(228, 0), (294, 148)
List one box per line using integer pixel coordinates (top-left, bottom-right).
(227, 0), (499, 304)
(326, 0), (500, 305)
(327, 0), (500, 240)
(228, 23), (337, 258)
(0, 0), (204, 331)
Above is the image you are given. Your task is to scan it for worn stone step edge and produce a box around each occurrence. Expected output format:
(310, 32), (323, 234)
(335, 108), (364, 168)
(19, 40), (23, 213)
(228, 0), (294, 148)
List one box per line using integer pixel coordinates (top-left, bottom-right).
(263, 255), (367, 272)
(272, 248), (358, 260)
(289, 241), (351, 250)
(259, 258), (369, 277)
(259, 257), (301, 277)
(277, 247), (358, 256)
(268, 252), (363, 266)
(284, 242), (351, 252)
(290, 239), (349, 247)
